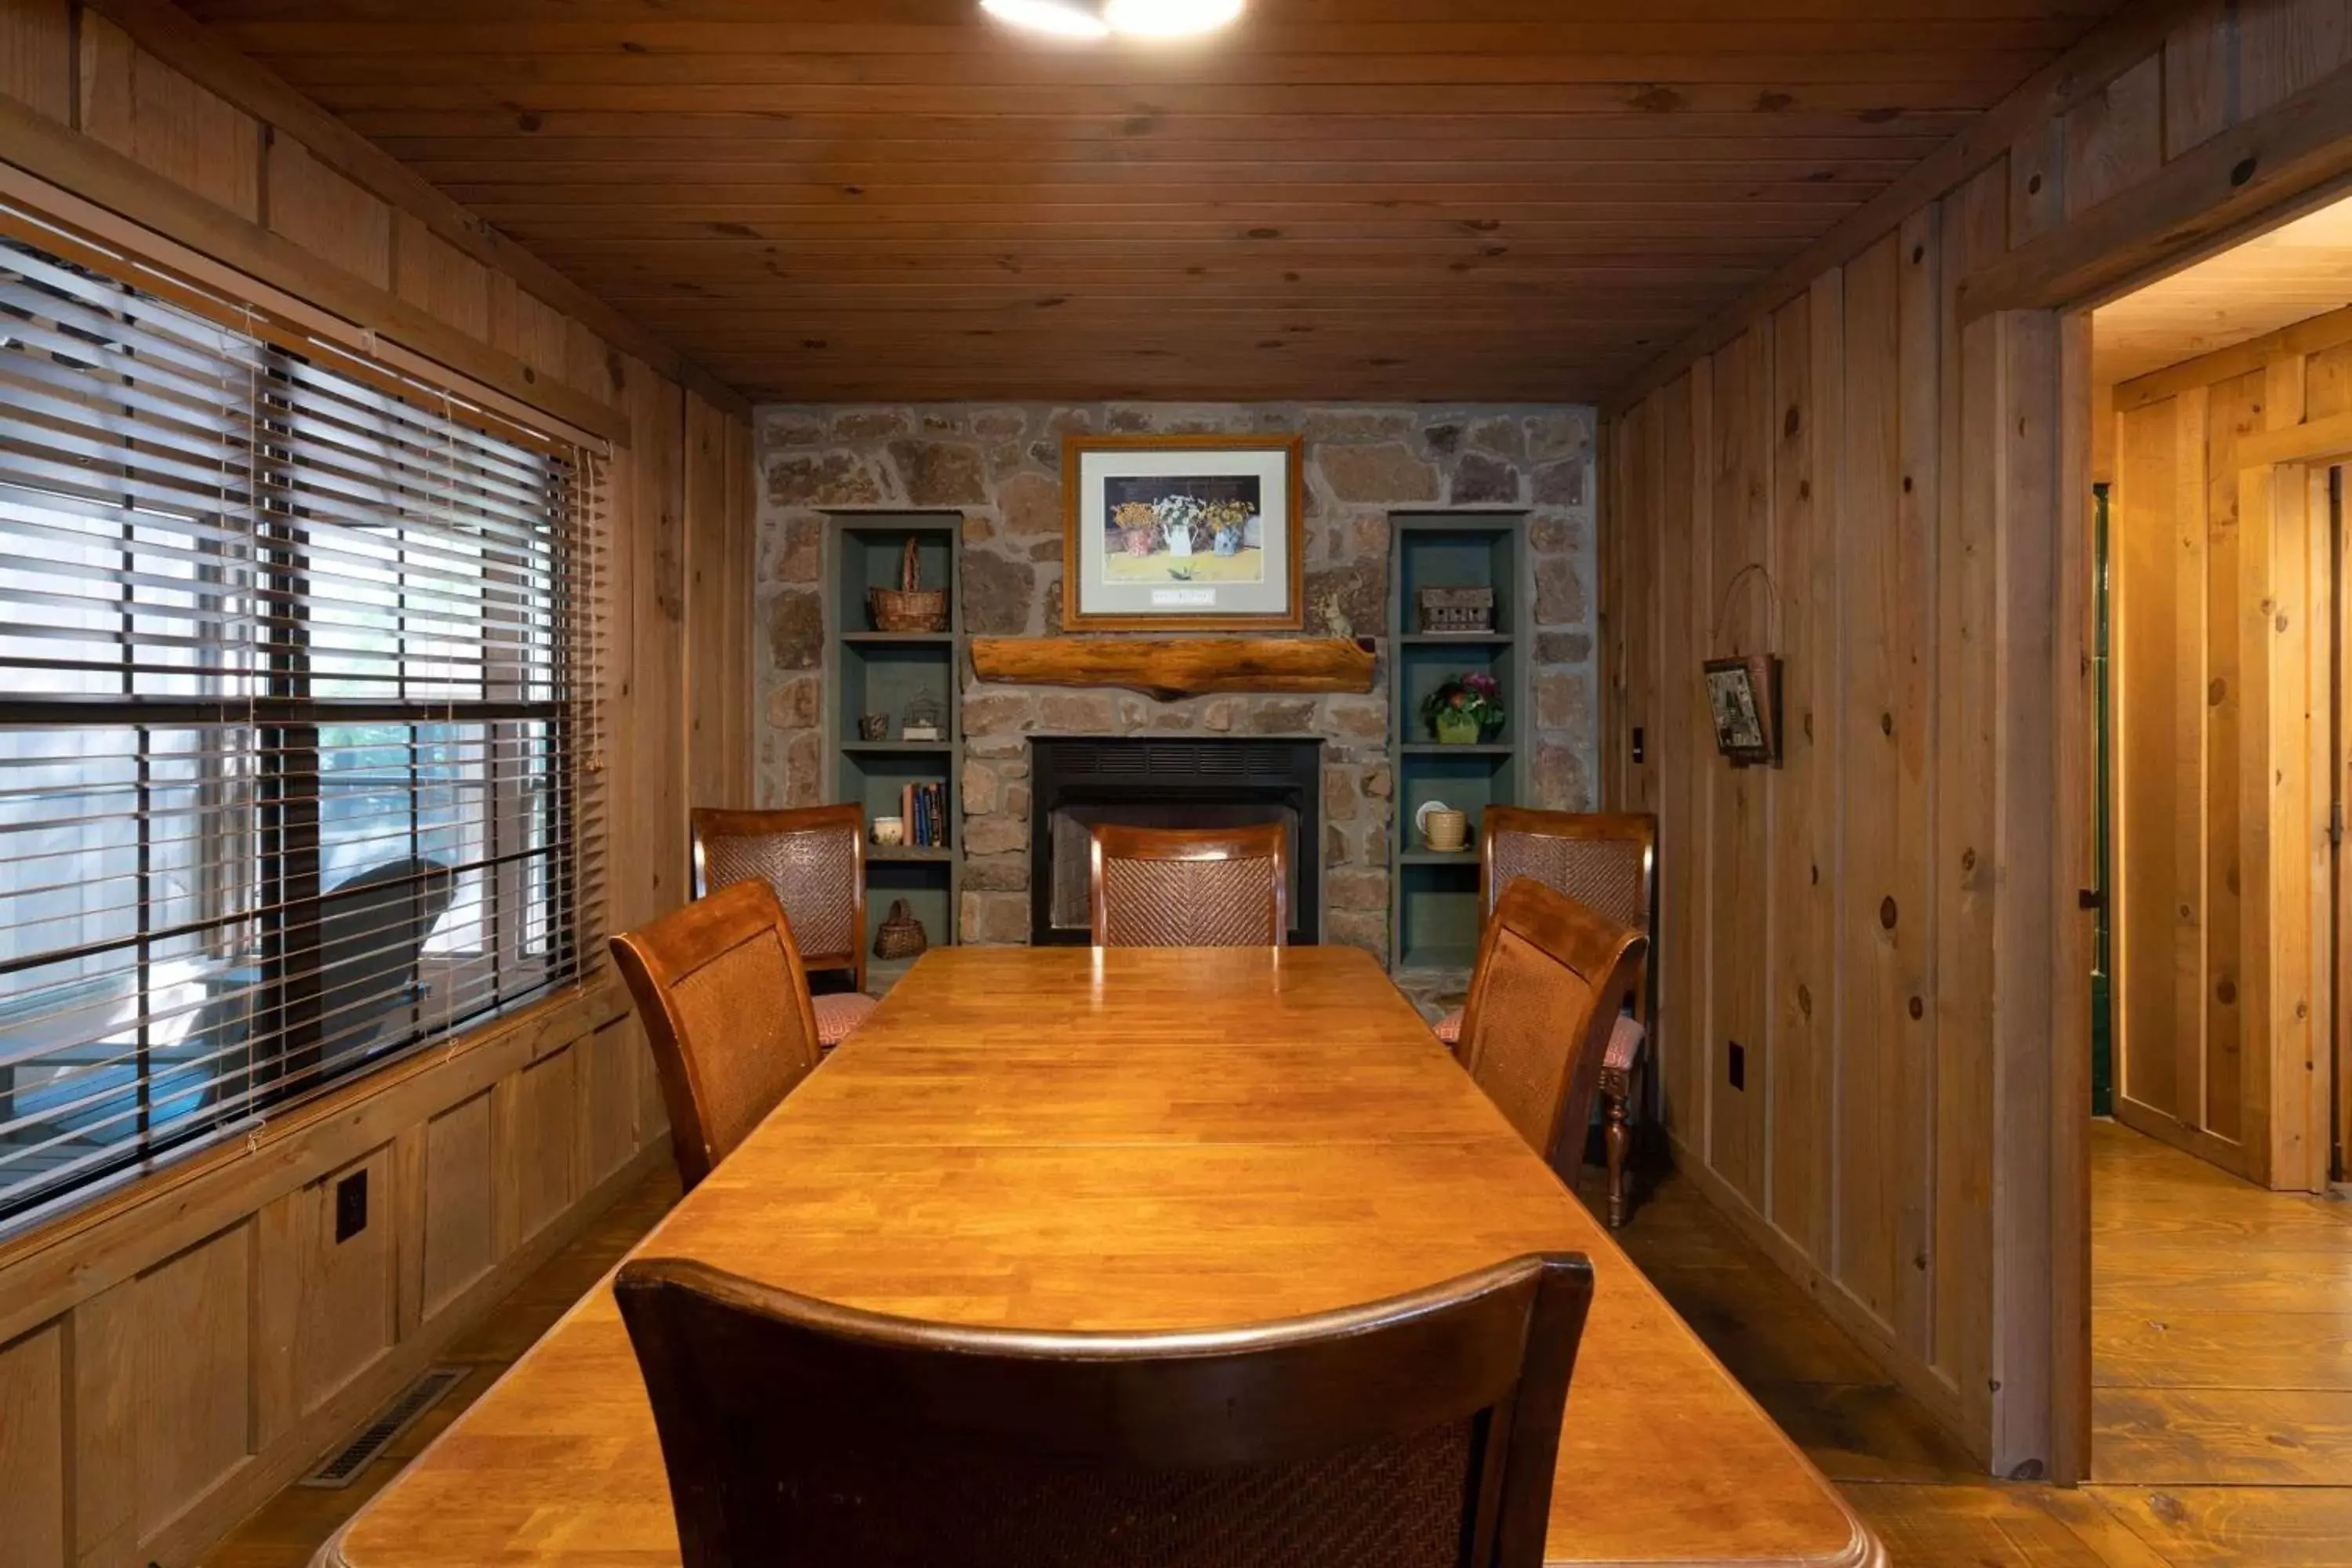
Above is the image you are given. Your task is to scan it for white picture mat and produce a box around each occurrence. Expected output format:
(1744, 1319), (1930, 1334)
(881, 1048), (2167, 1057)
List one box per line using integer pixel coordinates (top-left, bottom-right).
(1075, 446), (1294, 619)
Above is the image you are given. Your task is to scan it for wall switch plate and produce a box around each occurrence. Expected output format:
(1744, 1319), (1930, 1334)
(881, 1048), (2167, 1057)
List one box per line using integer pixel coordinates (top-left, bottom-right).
(1632, 727), (1646, 764)
(1727, 1040), (1746, 1091)
(335, 1170), (368, 1243)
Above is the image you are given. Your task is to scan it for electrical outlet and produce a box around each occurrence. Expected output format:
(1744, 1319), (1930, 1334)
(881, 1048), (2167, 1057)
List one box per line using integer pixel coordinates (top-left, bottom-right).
(335, 1170), (368, 1243)
(1727, 1040), (1746, 1091)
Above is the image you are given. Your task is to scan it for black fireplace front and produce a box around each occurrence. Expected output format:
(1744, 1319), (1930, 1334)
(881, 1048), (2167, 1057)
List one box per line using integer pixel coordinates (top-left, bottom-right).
(1028, 737), (1323, 946)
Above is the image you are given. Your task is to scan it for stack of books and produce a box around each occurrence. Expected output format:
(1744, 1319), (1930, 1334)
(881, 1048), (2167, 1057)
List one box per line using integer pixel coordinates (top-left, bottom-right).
(898, 780), (949, 850)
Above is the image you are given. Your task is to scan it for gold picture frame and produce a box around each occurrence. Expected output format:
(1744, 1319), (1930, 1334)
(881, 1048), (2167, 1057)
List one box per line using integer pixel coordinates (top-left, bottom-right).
(1060, 434), (1305, 633)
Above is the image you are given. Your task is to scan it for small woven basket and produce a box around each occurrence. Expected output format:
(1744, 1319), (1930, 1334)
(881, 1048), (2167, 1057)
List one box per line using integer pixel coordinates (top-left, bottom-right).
(869, 538), (948, 633)
(873, 898), (928, 960)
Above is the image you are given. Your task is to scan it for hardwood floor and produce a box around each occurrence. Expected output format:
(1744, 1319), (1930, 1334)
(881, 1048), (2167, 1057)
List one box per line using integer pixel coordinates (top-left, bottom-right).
(1607, 1118), (2352, 1566)
(201, 1116), (2352, 1567)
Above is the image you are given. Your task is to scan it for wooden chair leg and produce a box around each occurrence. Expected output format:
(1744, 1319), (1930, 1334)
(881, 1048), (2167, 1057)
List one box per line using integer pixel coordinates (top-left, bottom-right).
(1601, 1066), (1632, 1229)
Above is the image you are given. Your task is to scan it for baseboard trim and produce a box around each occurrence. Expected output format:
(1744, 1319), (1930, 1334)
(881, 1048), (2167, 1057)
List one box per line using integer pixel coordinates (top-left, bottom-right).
(1661, 1133), (1987, 1471)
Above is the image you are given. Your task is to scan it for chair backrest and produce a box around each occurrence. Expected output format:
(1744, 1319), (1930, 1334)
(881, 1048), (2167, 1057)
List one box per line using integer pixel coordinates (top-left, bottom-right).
(608, 880), (822, 1190)
(1458, 878), (1648, 1171)
(691, 804), (866, 990)
(615, 1250), (1595, 1568)
(1088, 822), (1287, 947)
(1478, 809), (1655, 1018)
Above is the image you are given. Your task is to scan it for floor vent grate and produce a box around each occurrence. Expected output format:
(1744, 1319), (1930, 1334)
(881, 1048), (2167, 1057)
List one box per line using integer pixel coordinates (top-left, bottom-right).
(299, 1365), (467, 1489)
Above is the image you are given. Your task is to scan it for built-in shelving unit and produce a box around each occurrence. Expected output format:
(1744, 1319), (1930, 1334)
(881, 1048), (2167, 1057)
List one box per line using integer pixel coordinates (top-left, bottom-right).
(1386, 514), (1530, 975)
(828, 514), (964, 971)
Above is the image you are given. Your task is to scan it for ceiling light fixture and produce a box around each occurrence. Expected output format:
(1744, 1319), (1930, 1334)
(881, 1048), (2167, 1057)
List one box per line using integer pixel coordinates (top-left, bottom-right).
(979, 0), (1111, 38)
(1102, 0), (1244, 35)
(980, 0), (1243, 40)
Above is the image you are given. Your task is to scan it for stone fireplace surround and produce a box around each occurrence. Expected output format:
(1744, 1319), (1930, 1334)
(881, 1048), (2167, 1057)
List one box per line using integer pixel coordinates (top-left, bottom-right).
(754, 401), (1600, 968)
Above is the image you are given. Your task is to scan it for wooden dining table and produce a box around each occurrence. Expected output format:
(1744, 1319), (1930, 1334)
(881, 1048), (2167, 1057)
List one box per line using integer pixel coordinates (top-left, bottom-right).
(323, 946), (1882, 1568)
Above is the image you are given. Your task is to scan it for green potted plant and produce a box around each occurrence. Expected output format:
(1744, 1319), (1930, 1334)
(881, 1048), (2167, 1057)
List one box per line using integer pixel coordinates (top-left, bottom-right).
(1422, 670), (1504, 745)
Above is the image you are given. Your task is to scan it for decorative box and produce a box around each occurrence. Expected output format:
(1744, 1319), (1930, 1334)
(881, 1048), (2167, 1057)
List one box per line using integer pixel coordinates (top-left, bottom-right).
(1417, 586), (1495, 635)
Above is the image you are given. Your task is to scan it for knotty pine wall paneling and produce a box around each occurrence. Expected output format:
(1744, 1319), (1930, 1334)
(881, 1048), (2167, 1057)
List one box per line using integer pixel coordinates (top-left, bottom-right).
(1766, 281), (1835, 1265)
(1704, 324), (1773, 1210)
(0, 3), (754, 1563)
(1599, 0), (2352, 1483)
(2107, 311), (2352, 1189)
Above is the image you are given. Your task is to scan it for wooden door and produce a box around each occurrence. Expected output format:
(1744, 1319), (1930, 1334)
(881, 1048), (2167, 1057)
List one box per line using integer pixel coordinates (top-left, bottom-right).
(2109, 389), (2268, 1180)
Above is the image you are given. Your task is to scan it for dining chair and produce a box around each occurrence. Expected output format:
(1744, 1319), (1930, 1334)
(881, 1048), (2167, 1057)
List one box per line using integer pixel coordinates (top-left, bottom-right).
(1457, 877), (1649, 1189)
(1087, 822), (1288, 947)
(615, 1249), (1594, 1568)
(609, 879), (823, 1191)
(1433, 810), (1657, 1227)
(690, 804), (876, 1051)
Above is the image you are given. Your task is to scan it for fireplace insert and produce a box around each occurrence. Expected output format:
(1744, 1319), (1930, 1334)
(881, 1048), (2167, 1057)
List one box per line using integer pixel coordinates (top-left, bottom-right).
(1029, 737), (1323, 946)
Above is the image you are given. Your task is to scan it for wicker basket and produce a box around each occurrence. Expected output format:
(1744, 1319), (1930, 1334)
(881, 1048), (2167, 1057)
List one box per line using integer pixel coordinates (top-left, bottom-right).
(873, 898), (928, 961)
(869, 537), (948, 633)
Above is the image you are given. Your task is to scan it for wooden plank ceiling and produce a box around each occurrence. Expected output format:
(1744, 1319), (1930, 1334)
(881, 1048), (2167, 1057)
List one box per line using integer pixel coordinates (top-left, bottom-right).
(184, 0), (2133, 403)
(2092, 191), (2352, 387)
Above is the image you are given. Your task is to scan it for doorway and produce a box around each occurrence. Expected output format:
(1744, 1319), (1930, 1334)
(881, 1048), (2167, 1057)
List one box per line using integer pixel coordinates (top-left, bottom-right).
(2085, 193), (2352, 1517)
(2096, 191), (2352, 1192)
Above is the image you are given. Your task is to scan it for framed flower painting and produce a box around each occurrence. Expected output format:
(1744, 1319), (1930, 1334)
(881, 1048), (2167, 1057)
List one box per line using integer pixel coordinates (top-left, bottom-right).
(1060, 434), (1305, 631)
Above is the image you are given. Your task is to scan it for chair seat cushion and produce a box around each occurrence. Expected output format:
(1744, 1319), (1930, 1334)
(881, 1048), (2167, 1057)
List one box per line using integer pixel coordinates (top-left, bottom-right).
(812, 991), (877, 1049)
(1604, 1013), (1646, 1073)
(1432, 1008), (1645, 1072)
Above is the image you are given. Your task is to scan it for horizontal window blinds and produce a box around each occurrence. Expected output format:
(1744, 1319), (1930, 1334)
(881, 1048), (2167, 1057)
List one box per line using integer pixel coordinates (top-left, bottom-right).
(0, 204), (608, 1227)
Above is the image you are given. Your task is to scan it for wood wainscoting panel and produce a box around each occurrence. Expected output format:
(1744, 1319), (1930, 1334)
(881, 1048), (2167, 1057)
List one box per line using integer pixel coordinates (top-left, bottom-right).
(0, 1321), (66, 1568)
(132, 1223), (256, 1542)
(496, 1044), (580, 1258)
(578, 1018), (648, 1194)
(421, 1091), (498, 1324)
(280, 1146), (401, 1424)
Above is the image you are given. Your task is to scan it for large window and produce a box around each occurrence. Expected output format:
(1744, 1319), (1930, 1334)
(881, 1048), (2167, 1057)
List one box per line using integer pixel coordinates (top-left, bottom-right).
(0, 209), (603, 1225)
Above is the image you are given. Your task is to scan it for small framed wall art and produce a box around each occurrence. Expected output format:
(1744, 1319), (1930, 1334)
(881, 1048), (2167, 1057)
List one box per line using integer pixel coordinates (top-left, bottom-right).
(1703, 654), (1783, 767)
(1061, 434), (1305, 631)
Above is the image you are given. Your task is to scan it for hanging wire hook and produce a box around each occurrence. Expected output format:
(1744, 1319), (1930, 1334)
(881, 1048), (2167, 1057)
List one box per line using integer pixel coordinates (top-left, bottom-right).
(1710, 562), (1784, 648)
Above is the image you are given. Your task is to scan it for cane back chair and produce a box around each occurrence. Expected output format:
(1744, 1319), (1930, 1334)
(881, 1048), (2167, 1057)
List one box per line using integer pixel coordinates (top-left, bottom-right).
(691, 804), (877, 1050)
(615, 1248), (1595, 1568)
(1433, 810), (1657, 1225)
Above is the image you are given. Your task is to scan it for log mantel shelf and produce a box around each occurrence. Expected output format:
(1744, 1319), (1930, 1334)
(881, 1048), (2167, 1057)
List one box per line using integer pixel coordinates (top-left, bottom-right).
(969, 636), (1377, 702)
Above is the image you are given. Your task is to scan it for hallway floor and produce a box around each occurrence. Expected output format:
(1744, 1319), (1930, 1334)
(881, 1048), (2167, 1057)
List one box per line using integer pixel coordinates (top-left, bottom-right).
(203, 1119), (2352, 1567)
(1606, 1118), (2352, 1566)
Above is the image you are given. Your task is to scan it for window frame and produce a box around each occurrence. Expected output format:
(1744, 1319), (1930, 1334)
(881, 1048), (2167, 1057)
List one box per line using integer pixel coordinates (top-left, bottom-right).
(0, 195), (608, 1232)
